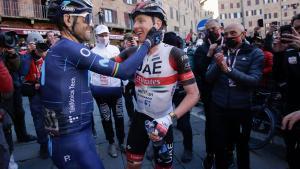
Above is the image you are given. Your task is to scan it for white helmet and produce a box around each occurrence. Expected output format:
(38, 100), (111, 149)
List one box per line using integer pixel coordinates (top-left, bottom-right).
(95, 25), (109, 35)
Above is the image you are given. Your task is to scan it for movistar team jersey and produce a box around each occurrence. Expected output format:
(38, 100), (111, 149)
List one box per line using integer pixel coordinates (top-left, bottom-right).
(40, 38), (150, 135)
(116, 43), (195, 119)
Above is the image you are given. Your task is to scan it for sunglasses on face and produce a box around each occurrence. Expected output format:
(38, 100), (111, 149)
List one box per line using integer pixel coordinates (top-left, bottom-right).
(69, 12), (93, 26)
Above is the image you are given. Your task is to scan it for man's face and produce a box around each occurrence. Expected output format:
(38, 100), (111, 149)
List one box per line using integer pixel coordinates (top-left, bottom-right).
(124, 39), (132, 48)
(71, 12), (93, 42)
(224, 26), (244, 45)
(292, 19), (300, 34)
(27, 42), (36, 52)
(47, 32), (55, 42)
(205, 22), (222, 42)
(96, 32), (109, 45)
(133, 14), (154, 43)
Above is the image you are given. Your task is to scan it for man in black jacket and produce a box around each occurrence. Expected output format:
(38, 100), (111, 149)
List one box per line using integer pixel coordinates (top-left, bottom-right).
(206, 23), (264, 169)
(273, 13), (300, 169)
(193, 19), (224, 169)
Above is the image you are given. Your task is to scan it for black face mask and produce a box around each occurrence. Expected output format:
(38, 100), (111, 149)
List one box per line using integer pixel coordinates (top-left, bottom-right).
(208, 31), (219, 43)
(225, 37), (239, 48)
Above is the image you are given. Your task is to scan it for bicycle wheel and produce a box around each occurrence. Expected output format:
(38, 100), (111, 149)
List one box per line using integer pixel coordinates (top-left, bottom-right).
(249, 107), (277, 150)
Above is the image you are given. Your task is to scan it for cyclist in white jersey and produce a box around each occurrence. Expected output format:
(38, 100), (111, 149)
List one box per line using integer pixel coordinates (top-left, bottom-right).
(114, 1), (200, 169)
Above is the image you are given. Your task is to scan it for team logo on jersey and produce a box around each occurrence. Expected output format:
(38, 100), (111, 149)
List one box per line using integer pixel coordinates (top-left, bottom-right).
(99, 58), (109, 67)
(80, 48), (91, 57)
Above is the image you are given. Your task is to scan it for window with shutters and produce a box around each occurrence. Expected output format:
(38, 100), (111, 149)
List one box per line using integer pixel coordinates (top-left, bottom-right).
(174, 26), (179, 32)
(237, 3), (240, 8)
(170, 7), (173, 19)
(247, 0), (251, 6)
(221, 4), (224, 9)
(104, 9), (117, 24)
(124, 12), (132, 29)
(234, 13), (237, 18)
(274, 12), (278, 18)
(230, 3), (233, 8)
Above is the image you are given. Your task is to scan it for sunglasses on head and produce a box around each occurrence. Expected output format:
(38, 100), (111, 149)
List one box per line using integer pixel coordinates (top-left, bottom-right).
(69, 12), (93, 26)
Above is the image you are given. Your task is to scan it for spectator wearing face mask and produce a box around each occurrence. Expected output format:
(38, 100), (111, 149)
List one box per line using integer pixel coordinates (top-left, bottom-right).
(90, 25), (126, 158)
(193, 19), (224, 169)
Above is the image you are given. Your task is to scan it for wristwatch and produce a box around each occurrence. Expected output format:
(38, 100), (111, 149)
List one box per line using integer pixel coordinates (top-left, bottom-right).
(169, 112), (177, 120)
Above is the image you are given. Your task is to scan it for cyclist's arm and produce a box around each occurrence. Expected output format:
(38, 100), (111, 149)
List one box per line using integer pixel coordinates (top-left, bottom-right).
(112, 46), (138, 63)
(70, 42), (150, 80)
(170, 47), (200, 119)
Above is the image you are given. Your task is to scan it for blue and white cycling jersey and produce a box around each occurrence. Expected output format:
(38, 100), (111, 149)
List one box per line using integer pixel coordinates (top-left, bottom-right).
(41, 38), (150, 135)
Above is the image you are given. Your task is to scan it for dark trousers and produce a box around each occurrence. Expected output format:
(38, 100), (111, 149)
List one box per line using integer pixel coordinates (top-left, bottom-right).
(173, 91), (193, 151)
(12, 87), (29, 140)
(123, 81), (136, 120)
(95, 96), (125, 144)
(210, 102), (252, 169)
(1, 87), (28, 141)
(29, 93), (48, 145)
(0, 123), (10, 169)
(202, 90), (213, 155)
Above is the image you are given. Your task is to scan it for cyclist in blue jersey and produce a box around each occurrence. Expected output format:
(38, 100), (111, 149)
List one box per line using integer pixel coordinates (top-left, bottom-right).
(41, 0), (162, 169)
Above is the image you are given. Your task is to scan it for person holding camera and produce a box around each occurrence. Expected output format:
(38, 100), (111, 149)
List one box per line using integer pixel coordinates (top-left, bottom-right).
(1, 31), (38, 144)
(206, 23), (264, 169)
(20, 32), (49, 159)
(272, 13), (300, 169)
(0, 31), (17, 169)
(0, 59), (14, 169)
(193, 19), (224, 169)
(120, 33), (138, 123)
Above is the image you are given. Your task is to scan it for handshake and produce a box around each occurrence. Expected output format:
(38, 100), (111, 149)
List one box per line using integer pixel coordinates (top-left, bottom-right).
(145, 114), (173, 142)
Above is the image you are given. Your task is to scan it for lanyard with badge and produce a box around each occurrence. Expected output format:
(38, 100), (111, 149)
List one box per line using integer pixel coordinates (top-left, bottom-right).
(226, 49), (240, 87)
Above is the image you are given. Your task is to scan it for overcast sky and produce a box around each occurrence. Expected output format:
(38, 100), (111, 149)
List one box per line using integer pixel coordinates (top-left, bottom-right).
(202, 0), (219, 18)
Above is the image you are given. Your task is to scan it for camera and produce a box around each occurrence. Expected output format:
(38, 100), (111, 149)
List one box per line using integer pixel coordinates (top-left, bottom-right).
(36, 42), (49, 52)
(280, 25), (293, 43)
(0, 31), (18, 48)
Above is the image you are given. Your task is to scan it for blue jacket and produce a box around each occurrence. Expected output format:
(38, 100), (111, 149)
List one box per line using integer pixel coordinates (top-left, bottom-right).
(206, 43), (264, 109)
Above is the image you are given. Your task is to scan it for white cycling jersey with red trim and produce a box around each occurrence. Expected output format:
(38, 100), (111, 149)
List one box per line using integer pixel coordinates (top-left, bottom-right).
(117, 43), (196, 119)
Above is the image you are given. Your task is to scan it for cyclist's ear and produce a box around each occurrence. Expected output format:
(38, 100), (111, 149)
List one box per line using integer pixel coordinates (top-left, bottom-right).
(63, 14), (75, 29)
(152, 17), (163, 30)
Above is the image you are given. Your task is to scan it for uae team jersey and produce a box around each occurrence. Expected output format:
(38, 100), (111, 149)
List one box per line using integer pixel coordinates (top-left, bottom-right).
(115, 43), (196, 119)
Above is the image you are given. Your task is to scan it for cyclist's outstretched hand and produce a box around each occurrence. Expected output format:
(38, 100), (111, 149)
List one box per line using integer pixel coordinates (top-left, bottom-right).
(144, 27), (163, 47)
(282, 110), (300, 130)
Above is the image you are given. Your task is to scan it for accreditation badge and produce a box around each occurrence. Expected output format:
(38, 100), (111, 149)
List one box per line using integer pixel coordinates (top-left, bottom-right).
(288, 56), (297, 65)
